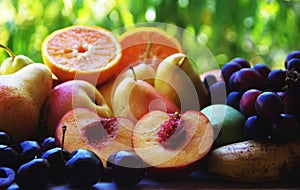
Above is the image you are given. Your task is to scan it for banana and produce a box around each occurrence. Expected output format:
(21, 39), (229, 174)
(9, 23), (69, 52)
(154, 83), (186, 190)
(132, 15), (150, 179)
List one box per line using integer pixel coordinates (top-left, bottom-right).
(208, 138), (300, 182)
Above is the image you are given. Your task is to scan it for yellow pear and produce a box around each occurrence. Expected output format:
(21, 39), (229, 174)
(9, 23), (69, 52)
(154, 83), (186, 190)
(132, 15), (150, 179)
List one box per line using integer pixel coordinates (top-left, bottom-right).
(155, 53), (209, 111)
(98, 63), (156, 109)
(116, 42), (156, 85)
(0, 63), (53, 142)
(112, 66), (180, 123)
(0, 44), (34, 74)
(117, 63), (156, 86)
(97, 78), (116, 109)
(98, 43), (156, 108)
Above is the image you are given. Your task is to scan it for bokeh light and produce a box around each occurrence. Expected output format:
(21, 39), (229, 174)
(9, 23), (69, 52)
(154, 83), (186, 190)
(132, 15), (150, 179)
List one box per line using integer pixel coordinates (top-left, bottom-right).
(1, 0), (300, 70)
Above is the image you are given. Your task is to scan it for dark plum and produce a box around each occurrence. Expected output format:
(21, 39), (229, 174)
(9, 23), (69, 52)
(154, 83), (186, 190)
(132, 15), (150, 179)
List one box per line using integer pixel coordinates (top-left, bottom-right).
(107, 150), (146, 187)
(41, 136), (56, 153)
(255, 92), (282, 120)
(267, 69), (287, 91)
(226, 91), (243, 110)
(221, 62), (242, 87)
(244, 115), (272, 139)
(19, 140), (41, 165)
(234, 68), (264, 92)
(230, 57), (251, 68)
(0, 131), (14, 146)
(65, 148), (104, 188)
(16, 158), (50, 189)
(271, 114), (300, 142)
(0, 145), (20, 170)
(41, 147), (71, 183)
(285, 50), (300, 68)
(0, 167), (15, 189)
(239, 89), (261, 117)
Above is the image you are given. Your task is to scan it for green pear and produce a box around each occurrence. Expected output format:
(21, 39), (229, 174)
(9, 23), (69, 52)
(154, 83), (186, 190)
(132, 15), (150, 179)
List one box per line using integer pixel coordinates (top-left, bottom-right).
(201, 104), (247, 148)
(0, 44), (34, 74)
(0, 63), (53, 142)
(155, 53), (209, 112)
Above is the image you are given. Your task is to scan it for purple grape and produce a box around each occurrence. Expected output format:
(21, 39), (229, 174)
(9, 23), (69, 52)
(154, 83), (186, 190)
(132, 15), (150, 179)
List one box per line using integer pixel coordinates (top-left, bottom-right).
(239, 89), (261, 117)
(286, 58), (300, 72)
(285, 50), (300, 68)
(244, 115), (272, 139)
(234, 68), (264, 92)
(226, 91), (243, 110)
(271, 114), (300, 142)
(255, 92), (282, 120)
(209, 81), (227, 104)
(282, 88), (300, 124)
(203, 74), (217, 91)
(231, 57), (251, 68)
(252, 63), (271, 86)
(228, 71), (238, 92)
(267, 69), (287, 91)
(221, 62), (242, 88)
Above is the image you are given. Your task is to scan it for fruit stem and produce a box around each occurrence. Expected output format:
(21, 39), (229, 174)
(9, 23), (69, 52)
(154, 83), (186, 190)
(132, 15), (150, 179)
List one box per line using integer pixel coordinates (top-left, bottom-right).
(144, 42), (152, 63)
(173, 111), (180, 118)
(129, 65), (137, 82)
(285, 68), (300, 87)
(177, 56), (187, 67)
(61, 125), (67, 151)
(0, 44), (15, 60)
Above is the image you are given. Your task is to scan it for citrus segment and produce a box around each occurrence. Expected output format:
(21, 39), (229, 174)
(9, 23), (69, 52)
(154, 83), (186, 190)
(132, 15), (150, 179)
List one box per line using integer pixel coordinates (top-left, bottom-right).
(42, 25), (122, 86)
(117, 27), (183, 72)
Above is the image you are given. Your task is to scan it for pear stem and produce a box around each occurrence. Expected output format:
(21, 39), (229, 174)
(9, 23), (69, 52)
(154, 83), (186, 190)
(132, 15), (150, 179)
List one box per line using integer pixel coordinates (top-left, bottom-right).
(0, 43), (15, 60)
(61, 125), (67, 151)
(178, 56), (187, 67)
(144, 42), (152, 63)
(129, 65), (137, 82)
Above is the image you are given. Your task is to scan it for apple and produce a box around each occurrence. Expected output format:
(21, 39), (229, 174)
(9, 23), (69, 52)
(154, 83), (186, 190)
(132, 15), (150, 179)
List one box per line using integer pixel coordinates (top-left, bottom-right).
(40, 80), (113, 136)
(55, 107), (134, 167)
(132, 110), (214, 179)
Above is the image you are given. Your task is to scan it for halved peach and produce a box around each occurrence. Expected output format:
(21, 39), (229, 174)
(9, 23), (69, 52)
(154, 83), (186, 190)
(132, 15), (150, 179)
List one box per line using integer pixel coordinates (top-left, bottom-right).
(55, 107), (134, 167)
(132, 110), (214, 179)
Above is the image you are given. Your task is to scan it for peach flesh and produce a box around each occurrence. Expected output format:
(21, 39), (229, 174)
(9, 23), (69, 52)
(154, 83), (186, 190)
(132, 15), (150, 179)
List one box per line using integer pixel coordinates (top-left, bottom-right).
(157, 112), (187, 149)
(55, 108), (134, 167)
(132, 110), (214, 171)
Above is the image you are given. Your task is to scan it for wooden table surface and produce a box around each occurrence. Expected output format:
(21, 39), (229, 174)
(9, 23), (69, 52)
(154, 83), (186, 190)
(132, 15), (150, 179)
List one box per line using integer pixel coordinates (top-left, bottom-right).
(7, 170), (300, 189)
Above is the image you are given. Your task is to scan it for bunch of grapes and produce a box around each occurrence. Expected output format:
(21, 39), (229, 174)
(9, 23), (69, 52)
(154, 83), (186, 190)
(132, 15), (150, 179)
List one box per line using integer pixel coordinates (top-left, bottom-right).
(221, 52), (300, 142)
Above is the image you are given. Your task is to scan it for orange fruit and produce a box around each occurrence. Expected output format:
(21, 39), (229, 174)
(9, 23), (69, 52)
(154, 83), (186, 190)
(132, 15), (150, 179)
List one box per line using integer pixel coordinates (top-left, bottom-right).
(117, 27), (183, 72)
(42, 25), (122, 86)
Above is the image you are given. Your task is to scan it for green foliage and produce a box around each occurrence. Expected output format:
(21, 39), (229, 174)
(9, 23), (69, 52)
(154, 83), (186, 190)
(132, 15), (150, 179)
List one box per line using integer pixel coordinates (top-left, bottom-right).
(1, 0), (300, 70)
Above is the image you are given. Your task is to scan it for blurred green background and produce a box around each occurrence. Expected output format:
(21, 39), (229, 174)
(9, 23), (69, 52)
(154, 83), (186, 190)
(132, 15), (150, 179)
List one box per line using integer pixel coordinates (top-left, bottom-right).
(1, 0), (300, 70)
